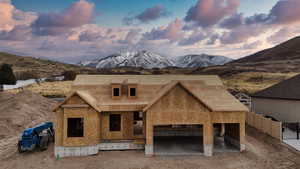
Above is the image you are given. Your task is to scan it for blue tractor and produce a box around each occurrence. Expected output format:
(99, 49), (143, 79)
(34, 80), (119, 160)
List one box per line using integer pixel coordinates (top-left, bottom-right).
(18, 122), (54, 153)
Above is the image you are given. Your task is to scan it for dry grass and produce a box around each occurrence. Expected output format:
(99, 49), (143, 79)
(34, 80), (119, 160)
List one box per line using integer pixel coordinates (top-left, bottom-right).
(7, 81), (72, 97)
(5, 72), (299, 97)
(223, 72), (298, 94)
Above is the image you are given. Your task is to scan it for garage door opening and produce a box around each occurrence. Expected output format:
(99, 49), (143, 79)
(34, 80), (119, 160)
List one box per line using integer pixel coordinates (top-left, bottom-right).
(153, 125), (203, 155)
(213, 123), (240, 153)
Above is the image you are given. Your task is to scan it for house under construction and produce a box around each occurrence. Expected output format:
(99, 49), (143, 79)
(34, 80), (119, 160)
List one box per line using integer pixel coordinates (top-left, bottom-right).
(53, 75), (249, 157)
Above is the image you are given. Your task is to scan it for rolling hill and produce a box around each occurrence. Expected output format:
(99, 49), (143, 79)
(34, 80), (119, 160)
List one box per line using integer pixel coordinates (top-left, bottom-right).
(192, 36), (300, 77)
(0, 52), (96, 79)
(232, 36), (300, 64)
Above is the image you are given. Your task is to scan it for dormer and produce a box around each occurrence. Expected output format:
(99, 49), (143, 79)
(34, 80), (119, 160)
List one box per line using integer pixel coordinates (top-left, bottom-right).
(111, 79), (123, 99)
(127, 79), (139, 99)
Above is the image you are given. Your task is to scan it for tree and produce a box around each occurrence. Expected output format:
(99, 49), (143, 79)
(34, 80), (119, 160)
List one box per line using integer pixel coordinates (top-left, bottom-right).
(62, 71), (77, 81)
(0, 64), (16, 91)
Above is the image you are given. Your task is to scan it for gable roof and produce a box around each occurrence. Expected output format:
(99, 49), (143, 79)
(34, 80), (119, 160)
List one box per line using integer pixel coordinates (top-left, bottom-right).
(55, 75), (248, 113)
(53, 90), (100, 112)
(252, 74), (300, 100)
(143, 81), (249, 112)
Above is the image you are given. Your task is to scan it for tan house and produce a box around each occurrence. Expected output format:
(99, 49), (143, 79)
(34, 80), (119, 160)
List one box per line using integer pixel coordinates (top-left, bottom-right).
(53, 75), (248, 157)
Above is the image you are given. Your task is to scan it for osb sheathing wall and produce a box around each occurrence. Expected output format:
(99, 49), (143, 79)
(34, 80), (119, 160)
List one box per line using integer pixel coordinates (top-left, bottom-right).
(145, 85), (245, 146)
(55, 95), (101, 147)
(101, 112), (134, 140)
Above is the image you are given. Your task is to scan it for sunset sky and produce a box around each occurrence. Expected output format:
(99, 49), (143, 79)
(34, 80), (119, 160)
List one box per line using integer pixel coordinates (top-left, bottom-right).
(0, 0), (300, 63)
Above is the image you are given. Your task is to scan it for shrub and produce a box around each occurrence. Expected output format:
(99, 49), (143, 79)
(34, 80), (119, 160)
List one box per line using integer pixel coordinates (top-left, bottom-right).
(0, 64), (16, 85)
(62, 71), (77, 81)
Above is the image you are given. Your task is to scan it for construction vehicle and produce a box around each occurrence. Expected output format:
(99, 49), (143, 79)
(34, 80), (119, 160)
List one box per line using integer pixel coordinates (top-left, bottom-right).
(18, 122), (54, 153)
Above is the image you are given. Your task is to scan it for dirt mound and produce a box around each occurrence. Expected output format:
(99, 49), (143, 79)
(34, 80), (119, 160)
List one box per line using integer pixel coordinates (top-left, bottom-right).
(0, 90), (56, 137)
(0, 90), (56, 159)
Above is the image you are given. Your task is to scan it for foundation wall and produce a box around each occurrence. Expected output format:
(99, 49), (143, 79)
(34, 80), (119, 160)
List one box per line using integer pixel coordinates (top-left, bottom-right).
(55, 145), (99, 158)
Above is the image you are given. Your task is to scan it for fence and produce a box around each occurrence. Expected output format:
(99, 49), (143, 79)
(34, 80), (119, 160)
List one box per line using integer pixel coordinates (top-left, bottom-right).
(246, 112), (282, 141)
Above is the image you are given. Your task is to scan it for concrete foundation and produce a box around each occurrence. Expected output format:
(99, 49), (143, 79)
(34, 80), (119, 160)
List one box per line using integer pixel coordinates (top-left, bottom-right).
(99, 142), (144, 150)
(240, 144), (246, 151)
(224, 136), (241, 151)
(204, 144), (213, 156)
(55, 145), (99, 158)
(55, 142), (144, 158)
(145, 144), (154, 156)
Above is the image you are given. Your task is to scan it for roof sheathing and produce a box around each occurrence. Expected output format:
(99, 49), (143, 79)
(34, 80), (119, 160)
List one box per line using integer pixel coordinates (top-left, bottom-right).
(73, 75), (223, 86)
(67, 75), (248, 112)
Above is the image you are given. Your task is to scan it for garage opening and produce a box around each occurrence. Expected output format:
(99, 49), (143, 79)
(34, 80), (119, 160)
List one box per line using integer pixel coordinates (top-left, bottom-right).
(153, 124), (203, 155)
(213, 123), (240, 153)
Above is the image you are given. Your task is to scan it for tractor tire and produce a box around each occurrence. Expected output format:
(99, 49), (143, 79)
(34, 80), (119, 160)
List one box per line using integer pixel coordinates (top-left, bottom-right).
(40, 136), (49, 151)
(17, 141), (25, 153)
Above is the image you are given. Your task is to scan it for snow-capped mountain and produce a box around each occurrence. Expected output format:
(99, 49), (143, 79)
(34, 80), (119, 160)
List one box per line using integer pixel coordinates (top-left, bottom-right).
(79, 51), (233, 69)
(80, 50), (175, 69)
(175, 54), (233, 68)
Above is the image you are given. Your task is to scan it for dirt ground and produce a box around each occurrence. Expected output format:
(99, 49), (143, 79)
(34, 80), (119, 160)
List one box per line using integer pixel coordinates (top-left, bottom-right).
(0, 91), (56, 160)
(0, 126), (299, 169)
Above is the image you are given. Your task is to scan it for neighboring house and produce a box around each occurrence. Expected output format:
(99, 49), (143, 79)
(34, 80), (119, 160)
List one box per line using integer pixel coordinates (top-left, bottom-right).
(251, 74), (300, 122)
(251, 74), (300, 140)
(53, 75), (248, 157)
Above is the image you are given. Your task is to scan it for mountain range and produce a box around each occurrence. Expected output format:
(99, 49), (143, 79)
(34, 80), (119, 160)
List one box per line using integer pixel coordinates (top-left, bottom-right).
(1, 35), (300, 79)
(79, 50), (233, 69)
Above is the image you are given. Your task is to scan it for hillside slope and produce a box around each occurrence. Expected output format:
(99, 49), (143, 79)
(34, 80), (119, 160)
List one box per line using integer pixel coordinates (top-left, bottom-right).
(193, 36), (300, 77)
(232, 36), (300, 63)
(0, 52), (95, 78)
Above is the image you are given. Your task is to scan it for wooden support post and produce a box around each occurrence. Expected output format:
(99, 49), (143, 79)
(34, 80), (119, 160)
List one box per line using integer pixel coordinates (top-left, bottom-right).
(203, 123), (213, 156)
(145, 115), (153, 156)
(240, 122), (246, 151)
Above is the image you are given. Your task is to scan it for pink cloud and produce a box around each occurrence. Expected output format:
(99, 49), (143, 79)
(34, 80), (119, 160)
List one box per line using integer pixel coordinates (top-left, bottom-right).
(220, 25), (267, 44)
(184, 0), (240, 27)
(31, 0), (94, 36)
(0, 0), (15, 31)
(0, 0), (36, 31)
(123, 5), (170, 25)
(267, 27), (300, 44)
(269, 0), (300, 25)
(142, 18), (184, 42)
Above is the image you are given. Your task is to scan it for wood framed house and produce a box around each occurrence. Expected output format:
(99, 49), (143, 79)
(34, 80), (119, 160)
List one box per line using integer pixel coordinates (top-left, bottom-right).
(53, 75), (249, 157)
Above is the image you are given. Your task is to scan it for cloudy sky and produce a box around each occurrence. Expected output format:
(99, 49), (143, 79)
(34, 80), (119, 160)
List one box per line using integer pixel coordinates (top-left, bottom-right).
(0, 0), (300, 63)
